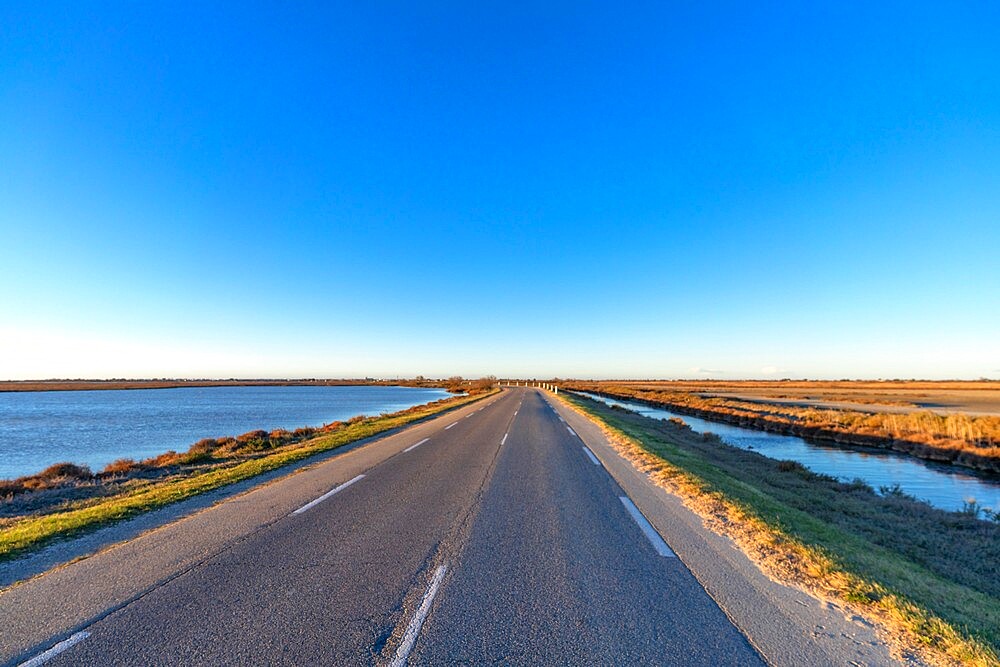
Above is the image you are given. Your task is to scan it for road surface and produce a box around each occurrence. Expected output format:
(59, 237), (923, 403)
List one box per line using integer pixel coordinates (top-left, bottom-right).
(2, 388), (894, 666)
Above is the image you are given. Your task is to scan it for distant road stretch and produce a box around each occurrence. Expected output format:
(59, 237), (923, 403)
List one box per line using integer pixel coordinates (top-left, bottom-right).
(6, 388), (764, 665)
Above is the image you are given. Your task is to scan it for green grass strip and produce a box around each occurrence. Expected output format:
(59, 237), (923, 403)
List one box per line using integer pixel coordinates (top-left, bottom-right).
(0, 392), (490, 561)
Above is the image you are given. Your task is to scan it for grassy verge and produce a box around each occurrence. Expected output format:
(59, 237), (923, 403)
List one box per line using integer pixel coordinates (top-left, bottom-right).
(0, 391), (493, 561)
(557, 392), (999, 667)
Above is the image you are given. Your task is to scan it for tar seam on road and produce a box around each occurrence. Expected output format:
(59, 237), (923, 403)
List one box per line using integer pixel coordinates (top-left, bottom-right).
(389, 564), (448, 667)
(566, 426), (577, 437)
(291, 474), (365, 515)
(581, 446), (601, 466)
(619, 496), (676, 557)
(444, 422), (457, 430)
(17, 632), (90, 667)
(404, 438), (429, 453)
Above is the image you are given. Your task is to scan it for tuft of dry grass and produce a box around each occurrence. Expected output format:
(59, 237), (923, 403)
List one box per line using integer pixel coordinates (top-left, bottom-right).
(557, 392), (1000, 667)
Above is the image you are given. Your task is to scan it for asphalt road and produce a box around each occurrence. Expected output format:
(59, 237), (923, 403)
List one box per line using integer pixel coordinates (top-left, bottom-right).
(411, 392), (760, 666)
(5, 388), (764, 666)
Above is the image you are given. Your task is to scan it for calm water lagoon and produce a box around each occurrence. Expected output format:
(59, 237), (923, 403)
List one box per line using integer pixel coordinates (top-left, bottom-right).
(576, 392), (1000, 514)
(0, 385), (452, 479)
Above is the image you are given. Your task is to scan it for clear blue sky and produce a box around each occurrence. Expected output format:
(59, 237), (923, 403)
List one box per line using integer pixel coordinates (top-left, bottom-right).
(2, 2), (998, 380)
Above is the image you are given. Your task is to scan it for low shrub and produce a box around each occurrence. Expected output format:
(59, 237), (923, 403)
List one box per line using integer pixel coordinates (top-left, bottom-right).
(879, 483), (915, 500)
(843, 477), (874, 492)
(777, 460), (807, 473)
(188, 438), (218, 455)
(145, 451), (181, 468)
(37, 462), (92, 482)
(102, 458), (140, 475)
(179, 450), (214, 465)
(961, 500), (985, 519)
(235, 430), (268, 444)
(0, 480), (23, 497)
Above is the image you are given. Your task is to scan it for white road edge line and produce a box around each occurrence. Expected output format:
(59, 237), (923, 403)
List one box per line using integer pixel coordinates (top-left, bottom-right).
(390, 564), (448, 667)
(404, 438), (429, 453)
(581, 446), (601, 466)
(292, 474), (365, 515)
(18, 631), (90, 667)
(566, 426), (577, 437)
(444, 422), (457, 430)
(501, 432), (508, 445)
(619, 496), (676, 557)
